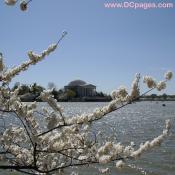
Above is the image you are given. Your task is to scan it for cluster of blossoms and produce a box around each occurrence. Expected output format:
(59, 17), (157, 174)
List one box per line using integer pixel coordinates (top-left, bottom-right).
(5, 0), (29, 11)
(111, 86), (128, 100)
(1, 126), (33, 165)
(165, 71), (173, 80)
(111, 74), (140, 104)
(156, 81), (166, 91)
(143, 71), (173, 91)
(143, 76), (157, 88)
(130, 73), (140, 100)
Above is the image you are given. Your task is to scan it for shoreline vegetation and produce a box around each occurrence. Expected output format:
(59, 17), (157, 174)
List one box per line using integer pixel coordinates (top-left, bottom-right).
(12, 83), (175, 102)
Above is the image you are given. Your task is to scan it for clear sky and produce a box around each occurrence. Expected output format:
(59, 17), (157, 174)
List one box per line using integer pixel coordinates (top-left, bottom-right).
(0, 0), (175, 94)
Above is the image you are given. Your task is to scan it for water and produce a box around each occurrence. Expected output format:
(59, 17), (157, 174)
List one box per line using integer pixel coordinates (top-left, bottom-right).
(1, 101), (175, 175)
(58, 101), (175, 175)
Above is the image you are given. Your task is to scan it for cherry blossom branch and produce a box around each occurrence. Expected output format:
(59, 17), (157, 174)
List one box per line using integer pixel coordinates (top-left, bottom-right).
(0, 31), (67, 83)
(0, 24), (173, 175)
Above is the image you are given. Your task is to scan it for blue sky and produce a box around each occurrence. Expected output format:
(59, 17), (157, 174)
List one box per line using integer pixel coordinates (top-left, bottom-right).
(0, 0), (175, 94)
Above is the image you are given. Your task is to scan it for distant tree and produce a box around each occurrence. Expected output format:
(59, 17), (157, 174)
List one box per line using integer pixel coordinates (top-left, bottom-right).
(66, 89), (76, 99)
(30, 83), (45, 95)
(56, 89), (66, 101)
(96, 91), (109, 97)
(11, 82), (20, 91)
(58, 89), (64, 94)
(18, 84), (30, 95)
(99, 91), (105, 97)
(151, 94), (157, 98)
(47, 82), (57, 90)
(51, 88), (59, 100)
(162, 93), (167, 100)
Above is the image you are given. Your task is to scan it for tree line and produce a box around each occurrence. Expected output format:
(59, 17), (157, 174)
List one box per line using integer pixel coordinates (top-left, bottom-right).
(11, 82), (112, 102)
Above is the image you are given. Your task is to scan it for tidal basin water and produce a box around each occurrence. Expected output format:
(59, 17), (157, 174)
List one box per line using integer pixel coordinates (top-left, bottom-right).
(1, 101), (175, 175)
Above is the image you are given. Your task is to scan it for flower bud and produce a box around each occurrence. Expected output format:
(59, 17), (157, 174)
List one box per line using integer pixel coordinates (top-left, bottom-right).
(5, 0), (17, 6)
(0, 53), (4, 72)
(165, 71), (173, 80)
(20, 1), (27, 11)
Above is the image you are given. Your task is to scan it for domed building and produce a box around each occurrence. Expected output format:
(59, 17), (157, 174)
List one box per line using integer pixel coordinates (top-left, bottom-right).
(64, 80), (96, 97)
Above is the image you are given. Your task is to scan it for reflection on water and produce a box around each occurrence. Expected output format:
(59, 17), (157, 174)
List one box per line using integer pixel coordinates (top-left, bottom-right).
(1, 101), (175, 175)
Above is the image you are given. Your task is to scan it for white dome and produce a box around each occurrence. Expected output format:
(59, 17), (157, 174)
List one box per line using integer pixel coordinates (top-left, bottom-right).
(68, 80), (87, 86)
